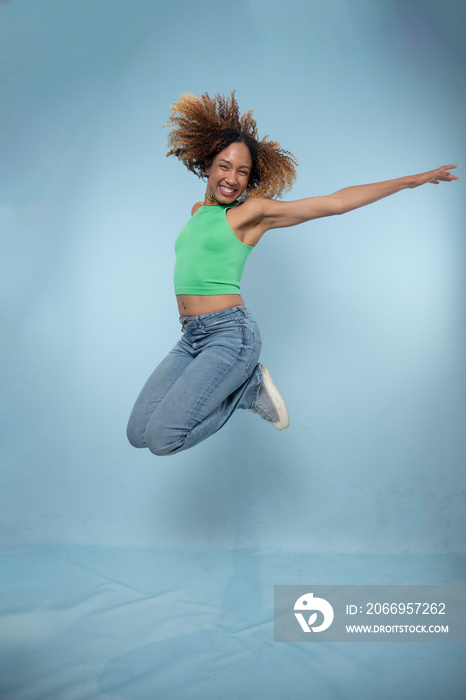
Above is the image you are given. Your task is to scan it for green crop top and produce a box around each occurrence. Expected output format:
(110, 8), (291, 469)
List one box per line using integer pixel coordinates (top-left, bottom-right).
(174, 204), (254, 295)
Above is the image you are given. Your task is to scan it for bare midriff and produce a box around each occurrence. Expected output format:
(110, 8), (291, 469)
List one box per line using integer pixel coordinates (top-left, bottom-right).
(177, 294), (245, 317)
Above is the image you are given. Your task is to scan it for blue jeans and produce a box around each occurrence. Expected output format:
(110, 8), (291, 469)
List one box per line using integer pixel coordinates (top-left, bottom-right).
(126, 306), (263, 456)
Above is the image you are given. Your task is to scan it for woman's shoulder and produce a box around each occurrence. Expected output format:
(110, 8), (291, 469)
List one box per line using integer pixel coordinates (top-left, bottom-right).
(230, 196), (274, 225)
(191, 201), (203, 216)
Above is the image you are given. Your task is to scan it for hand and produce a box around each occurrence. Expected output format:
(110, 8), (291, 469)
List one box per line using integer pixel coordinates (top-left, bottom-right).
(412, 164), (459, 187)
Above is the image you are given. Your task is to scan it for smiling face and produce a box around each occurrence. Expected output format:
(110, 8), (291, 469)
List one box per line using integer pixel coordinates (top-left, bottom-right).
(204, 142), (253, 205)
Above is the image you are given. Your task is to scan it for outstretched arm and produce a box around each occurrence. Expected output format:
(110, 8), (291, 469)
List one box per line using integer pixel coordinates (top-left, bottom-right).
(258, 164), (458, 231)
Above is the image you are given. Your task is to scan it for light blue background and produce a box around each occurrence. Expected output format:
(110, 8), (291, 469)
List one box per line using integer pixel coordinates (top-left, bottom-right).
(1, 1), (465, 698)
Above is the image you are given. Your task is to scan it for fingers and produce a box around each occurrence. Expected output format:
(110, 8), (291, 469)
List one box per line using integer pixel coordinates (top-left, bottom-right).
(437, 165), (459, 181)
(423, 164), (458, 186)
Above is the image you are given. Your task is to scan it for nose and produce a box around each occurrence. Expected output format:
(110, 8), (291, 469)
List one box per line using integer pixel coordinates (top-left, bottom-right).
(225, 172), (238, 185)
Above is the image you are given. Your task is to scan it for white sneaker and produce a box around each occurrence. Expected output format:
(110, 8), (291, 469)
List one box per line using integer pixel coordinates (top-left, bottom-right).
(250, 364), (290, 431)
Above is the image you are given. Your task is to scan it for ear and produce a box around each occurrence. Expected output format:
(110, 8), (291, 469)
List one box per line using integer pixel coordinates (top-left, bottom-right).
(204, 158), (212, 176)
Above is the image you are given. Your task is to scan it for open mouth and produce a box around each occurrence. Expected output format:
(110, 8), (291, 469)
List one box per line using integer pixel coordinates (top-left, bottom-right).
(219, 185), (236, 196)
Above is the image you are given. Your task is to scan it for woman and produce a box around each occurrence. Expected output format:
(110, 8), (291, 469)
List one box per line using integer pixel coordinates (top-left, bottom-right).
(127, 91), (457, 457)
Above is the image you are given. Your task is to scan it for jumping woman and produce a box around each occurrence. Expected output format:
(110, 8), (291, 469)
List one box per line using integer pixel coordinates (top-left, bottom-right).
(126, 91), (458, 457)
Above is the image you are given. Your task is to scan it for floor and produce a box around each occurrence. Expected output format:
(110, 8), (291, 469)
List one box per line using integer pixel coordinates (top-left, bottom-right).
(1, 546), (465, 700)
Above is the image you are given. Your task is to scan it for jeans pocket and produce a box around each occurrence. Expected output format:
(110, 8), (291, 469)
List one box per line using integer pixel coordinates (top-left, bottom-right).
(207, 317), (242, 334)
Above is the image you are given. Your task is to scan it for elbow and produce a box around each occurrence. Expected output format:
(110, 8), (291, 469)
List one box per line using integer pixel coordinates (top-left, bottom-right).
(323, 193), (345, 216)
(331, 196), (346, 216)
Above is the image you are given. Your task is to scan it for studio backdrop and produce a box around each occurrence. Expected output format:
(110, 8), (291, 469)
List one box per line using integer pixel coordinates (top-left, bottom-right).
(1, 1), (465, 699)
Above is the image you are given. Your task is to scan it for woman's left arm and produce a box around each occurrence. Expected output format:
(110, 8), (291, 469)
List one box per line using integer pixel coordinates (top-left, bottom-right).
(259, 164), (458, 231)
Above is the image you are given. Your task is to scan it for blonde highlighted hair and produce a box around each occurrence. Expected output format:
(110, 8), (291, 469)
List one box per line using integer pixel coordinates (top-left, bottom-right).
(165, 91), (297, 199)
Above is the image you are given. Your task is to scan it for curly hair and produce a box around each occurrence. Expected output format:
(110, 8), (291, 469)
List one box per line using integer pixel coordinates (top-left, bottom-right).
(165, 91), (297, 199)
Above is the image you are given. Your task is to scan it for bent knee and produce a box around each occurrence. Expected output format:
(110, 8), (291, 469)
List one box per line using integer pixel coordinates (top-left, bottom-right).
(145, 419), (187, 457)
(145, 433), (183, 457)
(126, 417), (147, 449)
(148, 443), (177, 457)
(127, 425), (179, 456)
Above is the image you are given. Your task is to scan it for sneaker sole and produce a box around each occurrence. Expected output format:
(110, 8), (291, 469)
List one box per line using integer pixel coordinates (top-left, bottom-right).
(259, 364), (290, 431)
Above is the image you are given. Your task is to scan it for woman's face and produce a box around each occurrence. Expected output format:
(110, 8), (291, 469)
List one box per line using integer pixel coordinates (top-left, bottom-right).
(205, 142), (253, 204)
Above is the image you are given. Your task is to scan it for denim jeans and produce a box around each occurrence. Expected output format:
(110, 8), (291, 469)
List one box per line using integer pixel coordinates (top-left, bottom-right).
(126, 306), (263, 456)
